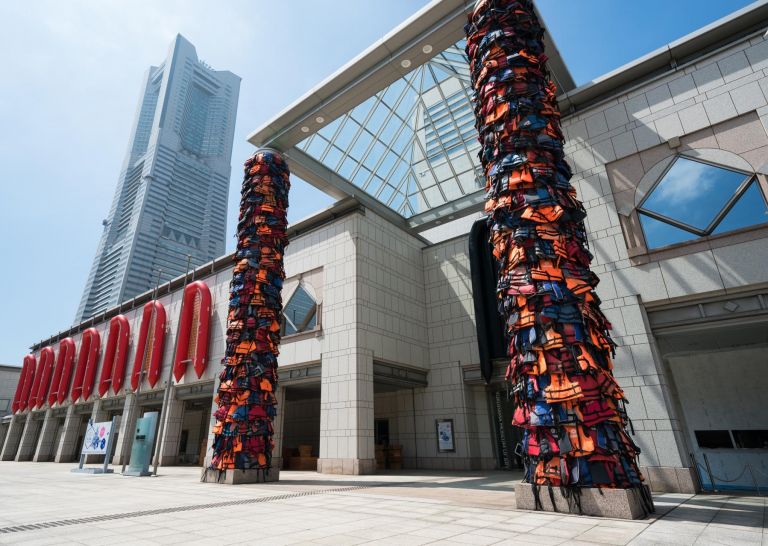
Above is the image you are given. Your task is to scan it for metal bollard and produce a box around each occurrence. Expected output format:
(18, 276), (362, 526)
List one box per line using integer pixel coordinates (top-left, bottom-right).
(702, 452), (718, 493)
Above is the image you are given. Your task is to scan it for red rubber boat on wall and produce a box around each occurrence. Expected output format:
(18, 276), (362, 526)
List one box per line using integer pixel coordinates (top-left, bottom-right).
(51, 338), (76, 405)
(100, 315), (130, 396)
(33, 347), (55, 408)
(71, 328), (100, 402)
(131, 301), (167, 390)
(173, 281), (212, 381)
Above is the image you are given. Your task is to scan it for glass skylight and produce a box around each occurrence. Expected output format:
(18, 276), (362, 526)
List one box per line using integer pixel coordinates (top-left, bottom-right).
(297, 40), (482, 218)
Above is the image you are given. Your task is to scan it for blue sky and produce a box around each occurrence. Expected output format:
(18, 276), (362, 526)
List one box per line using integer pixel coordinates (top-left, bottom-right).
(0, 0), (756, 365)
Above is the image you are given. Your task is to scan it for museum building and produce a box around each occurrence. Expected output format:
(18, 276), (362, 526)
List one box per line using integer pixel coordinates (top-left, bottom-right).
(3, 0), (768, 493)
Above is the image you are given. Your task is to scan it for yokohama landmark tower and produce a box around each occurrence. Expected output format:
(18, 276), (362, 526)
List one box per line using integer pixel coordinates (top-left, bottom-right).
(76, 35), (240, 322)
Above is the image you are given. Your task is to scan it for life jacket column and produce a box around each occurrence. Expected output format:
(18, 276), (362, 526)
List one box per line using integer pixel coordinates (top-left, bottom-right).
(465, 0), (651, 514)
(204, 148), (290, 484)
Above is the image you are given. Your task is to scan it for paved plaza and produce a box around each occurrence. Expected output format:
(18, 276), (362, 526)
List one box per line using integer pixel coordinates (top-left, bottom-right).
(0, 463), (765, 545)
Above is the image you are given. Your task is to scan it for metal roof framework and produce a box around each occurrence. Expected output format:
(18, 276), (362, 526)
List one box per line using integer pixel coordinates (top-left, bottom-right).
(247, 0), (575, 233)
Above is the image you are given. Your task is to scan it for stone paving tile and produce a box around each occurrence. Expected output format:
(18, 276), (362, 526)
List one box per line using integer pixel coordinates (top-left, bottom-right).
(408, 523), (477, 539)
(491, 532), (570, 545)
(440, 531), (503, 545)
(528, 523), (592, 539)
(695, 526), (764, 545)
(362, 534), (436, 545)
(485, 521), (538, 533)
(345, 526), (403, 540)
(576, 524), (646, 545)
(310, 533), (368, 545)
(629, 530), (700, 545)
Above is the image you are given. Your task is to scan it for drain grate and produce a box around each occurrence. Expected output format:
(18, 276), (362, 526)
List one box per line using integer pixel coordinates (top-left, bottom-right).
(0, 483), (409, 535)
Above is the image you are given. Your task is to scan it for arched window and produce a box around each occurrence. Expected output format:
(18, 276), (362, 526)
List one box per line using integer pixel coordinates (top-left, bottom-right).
(281, 283), (319, 336)
(637, 156), (768, 250)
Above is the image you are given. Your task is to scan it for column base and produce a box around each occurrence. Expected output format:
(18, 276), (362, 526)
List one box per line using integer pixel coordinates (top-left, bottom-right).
(514, 483), (655, 520)
(317, 458), (376, 475)
(123, 469), (153, 477)
(640, 465), (698, 494)
(201, 467), (280, 485)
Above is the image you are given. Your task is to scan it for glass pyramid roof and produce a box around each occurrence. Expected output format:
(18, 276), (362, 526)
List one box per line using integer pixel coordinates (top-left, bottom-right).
(296, 40), (483, 218)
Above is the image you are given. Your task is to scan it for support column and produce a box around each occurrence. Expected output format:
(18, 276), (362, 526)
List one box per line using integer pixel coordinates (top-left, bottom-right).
(156, 388), (184, 466)
(0, 414), (25, 461)
(272, 386), (285, 471)
(318, 349), (375, 475)
(0, 422), (7, 452)
(112, 393), (139, 465)
(33, 409), (58, 462)
(55, 405), (80, 463)
(203, 376), (220, 468)
(14, 413), (40, 461)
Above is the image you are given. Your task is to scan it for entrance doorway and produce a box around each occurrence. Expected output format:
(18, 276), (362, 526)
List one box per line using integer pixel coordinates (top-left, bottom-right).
(177, 399), (211, 466)
(656, 316), (768, 492)
(488, 387), (524, 471)
(282, 384), (320, 470)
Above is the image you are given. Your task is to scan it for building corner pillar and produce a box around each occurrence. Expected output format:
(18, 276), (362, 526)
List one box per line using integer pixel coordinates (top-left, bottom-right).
(157, 387), (184, 466)
(0, 414), (25, 461)
(14, 413), (39, 461)
(318, 349), (375, 475)
(112, 393), (139, 465)
(32, 409), (57, 462)
(54, 405), (79, 463)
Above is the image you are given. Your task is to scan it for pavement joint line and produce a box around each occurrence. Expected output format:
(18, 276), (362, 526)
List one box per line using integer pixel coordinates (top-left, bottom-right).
(0, 481), (419, 535)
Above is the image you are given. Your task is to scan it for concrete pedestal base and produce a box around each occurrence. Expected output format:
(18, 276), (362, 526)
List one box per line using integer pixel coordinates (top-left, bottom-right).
(123, 469), (153, 477)
(515, 483), (654, 520)
(201, 467), (280, 485)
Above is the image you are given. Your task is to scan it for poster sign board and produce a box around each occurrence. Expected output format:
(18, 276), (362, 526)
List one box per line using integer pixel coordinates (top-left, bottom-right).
(436, 418), (455, 453)
(72, 417), (117, 474)
(81, 420), (113, 455)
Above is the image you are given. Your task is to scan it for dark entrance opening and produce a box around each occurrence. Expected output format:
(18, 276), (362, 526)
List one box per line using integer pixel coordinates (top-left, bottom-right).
(282, 383), (321, 471)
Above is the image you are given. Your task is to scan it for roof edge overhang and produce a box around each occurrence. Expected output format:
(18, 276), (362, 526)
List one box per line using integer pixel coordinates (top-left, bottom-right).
(558, 0), (768, 114)
(246, 0), (575, 152)
(28, 197), (370, 353)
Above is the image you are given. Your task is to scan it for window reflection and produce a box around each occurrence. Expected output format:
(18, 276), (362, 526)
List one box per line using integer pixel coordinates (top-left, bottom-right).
(282, 285), (318, 336)
(711, 181), (768, 234)
(640, 157), (748, 231)
(638, 156), (768, 250)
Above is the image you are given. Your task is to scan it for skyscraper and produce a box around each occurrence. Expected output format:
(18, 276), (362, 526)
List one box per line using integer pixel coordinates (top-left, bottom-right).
(76, 35), (240, 322)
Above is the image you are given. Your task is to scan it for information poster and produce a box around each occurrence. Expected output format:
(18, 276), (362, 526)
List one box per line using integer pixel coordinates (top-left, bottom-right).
(436, 419), (455, 453)
(81, 420), (113, 455)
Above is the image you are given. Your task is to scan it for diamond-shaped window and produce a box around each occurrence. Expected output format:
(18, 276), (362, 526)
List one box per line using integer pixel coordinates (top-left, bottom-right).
(638, 156), (768, 249)
(282, 285), (317, 336)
